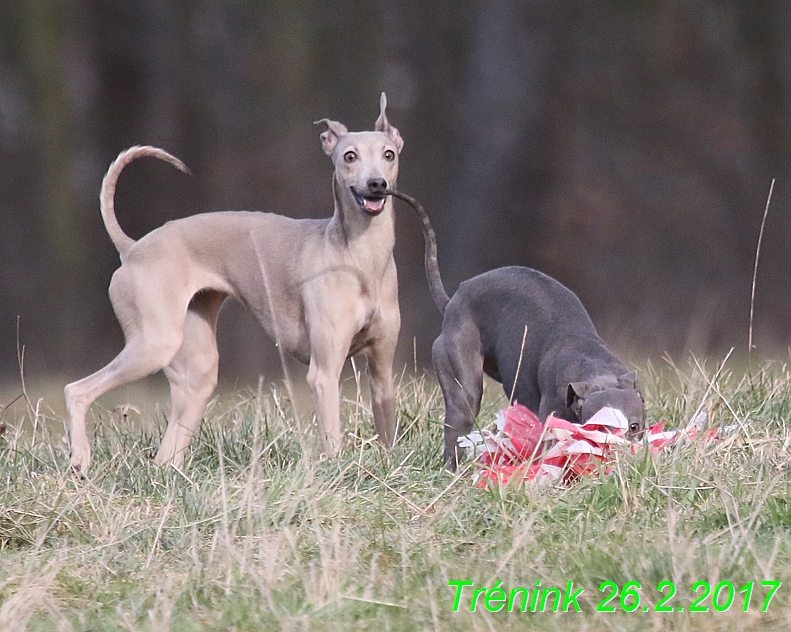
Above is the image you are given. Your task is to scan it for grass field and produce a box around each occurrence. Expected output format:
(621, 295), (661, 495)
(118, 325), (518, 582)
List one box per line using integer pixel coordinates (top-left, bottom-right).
(2, 356), (791, 630)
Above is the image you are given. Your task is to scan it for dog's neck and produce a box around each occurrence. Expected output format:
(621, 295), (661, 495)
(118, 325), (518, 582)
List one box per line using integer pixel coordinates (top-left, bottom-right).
(328, 175), (396, 271)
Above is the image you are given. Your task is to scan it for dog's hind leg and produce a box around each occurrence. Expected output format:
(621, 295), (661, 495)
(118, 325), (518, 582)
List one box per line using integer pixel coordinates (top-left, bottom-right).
(64, 330), (185, 473)
(64, 269), (190, 473)
(432, 321), (484, 470)
(157, 291), (226, 468)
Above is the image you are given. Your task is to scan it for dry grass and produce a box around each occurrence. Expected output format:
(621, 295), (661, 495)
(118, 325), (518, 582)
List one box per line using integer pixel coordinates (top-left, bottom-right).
(2, 358), (791, 630)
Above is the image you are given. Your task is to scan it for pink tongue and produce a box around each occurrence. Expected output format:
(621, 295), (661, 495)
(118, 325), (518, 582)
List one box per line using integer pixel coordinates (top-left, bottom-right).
(364, 198), (385, 213)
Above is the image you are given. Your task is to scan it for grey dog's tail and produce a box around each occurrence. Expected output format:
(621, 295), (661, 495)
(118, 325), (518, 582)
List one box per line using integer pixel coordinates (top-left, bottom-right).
(100, 145), (189, 260)
(386, 189), (450, 314)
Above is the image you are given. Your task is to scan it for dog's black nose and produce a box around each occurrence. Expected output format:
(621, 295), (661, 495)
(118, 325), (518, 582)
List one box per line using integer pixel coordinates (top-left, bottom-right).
(367, 178), (387, 195)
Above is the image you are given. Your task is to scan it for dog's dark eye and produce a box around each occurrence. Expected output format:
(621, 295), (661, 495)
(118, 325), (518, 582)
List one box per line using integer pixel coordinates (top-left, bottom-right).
(344, 151), (357, 163)
(384, 149), (395, 162)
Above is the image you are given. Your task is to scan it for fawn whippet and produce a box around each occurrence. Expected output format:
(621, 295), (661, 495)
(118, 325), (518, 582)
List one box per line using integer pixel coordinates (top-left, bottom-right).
(65, 94), (404, 472)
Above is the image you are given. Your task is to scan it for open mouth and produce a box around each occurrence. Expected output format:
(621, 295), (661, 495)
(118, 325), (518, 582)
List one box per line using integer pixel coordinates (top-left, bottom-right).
(351, 187), (386, 215)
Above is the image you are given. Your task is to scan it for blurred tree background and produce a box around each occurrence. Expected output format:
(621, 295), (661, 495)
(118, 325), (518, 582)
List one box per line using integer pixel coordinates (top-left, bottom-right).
(1, 0), (791, 388)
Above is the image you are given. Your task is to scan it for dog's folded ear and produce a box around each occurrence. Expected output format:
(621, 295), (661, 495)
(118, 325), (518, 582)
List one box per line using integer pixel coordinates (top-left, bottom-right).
(617, 371), (638, 390)
(566, 381), (594, 419)
(567, 381), (597, 402)
(315, 119), (349, 156)
(375, 92), (404, 154)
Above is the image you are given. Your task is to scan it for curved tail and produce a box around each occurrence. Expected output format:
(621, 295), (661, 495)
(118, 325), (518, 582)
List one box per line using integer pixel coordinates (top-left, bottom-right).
(101, 145), (190, 260)
(386, 189), (450, 314)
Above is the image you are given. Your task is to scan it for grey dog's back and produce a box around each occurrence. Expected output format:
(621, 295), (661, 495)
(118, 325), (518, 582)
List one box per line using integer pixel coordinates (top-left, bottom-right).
(445, 266), (628, 415)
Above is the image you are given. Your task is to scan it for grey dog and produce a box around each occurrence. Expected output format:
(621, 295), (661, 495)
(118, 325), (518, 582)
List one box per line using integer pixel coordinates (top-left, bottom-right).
(388, 191), (645, 469)
(65, 94), (403, 473)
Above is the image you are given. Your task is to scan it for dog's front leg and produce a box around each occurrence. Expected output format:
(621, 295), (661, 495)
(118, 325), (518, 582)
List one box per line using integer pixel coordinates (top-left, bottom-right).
(306, 356), (344, 453)
(365, 336), (398, 448)
(303, 282), (360, 453)
(306, 325), (351, 453)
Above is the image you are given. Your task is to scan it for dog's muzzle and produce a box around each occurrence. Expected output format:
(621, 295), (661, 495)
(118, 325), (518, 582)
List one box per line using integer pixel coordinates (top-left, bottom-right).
(351, 180), (388, 215)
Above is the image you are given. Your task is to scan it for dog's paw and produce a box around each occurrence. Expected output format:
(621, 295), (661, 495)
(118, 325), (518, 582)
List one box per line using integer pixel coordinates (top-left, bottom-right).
(69, 448), (91, 477)
(443, 450), (461, 473)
